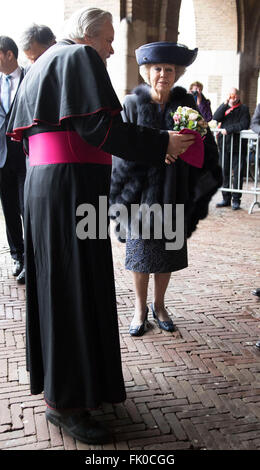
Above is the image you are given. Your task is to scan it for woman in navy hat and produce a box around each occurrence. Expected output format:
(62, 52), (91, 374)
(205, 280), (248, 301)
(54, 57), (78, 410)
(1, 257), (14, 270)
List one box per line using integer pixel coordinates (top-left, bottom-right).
(110, 42), (222, 337)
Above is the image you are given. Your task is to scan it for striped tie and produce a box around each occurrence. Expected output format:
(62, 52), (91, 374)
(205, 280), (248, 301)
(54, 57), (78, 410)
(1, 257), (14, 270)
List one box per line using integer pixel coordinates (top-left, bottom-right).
(1, 74), (12, 114)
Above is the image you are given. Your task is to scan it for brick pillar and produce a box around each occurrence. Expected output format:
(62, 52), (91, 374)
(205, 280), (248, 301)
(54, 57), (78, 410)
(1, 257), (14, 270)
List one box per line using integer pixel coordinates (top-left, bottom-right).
(123, 0), (181, 95)
(62, 1), (182, 100)
(237, 0), (260, 114)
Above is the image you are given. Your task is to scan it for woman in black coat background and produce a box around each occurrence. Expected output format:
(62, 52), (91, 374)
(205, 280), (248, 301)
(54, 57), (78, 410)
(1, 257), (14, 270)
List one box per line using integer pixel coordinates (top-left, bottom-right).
(110, 42), (222, 337)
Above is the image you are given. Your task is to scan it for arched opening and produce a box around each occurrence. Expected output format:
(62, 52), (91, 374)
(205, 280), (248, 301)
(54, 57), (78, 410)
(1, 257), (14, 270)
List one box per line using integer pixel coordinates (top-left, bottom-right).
(177, 0), (239, 114)
(178, 0), (196, 49)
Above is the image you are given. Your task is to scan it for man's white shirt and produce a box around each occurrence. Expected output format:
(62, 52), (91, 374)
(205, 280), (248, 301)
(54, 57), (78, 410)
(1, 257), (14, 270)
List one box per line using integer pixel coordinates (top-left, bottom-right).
(0, 67), (22, 110)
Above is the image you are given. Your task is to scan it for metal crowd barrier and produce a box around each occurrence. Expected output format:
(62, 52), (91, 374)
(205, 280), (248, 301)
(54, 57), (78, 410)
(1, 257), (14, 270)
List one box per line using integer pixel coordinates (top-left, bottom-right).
(211, 128), (260, 213)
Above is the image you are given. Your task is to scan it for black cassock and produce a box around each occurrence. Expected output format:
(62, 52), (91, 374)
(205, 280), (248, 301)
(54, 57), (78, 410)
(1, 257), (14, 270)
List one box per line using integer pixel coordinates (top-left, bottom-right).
(7, 41), (169, 409)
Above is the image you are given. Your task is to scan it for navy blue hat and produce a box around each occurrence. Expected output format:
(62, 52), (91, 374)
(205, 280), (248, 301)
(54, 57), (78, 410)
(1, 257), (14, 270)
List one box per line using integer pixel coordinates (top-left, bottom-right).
(135, 42), (198, 67)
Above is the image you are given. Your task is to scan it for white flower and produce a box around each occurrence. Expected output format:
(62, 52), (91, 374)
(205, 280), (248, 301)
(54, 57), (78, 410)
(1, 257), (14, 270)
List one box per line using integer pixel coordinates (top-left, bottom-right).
(189, 112), (199, 121)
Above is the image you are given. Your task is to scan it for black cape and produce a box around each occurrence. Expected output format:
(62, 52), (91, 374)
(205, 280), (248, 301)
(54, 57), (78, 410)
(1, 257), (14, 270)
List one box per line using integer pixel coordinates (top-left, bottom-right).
(7, 42), (122, 141)
(8, 42), (169, 166)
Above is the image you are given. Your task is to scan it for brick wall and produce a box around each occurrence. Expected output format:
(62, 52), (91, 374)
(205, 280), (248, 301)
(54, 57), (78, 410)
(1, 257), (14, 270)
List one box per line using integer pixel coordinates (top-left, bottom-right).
(165, 0), (181, 42)
(193, 0), (237, 51)
(64, 0), (120, 19)
(208, 75), (223, 108)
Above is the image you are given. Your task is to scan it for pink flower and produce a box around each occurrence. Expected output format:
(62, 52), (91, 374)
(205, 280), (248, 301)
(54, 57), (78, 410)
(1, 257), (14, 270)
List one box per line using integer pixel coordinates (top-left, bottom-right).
(173, 114), (181, 123)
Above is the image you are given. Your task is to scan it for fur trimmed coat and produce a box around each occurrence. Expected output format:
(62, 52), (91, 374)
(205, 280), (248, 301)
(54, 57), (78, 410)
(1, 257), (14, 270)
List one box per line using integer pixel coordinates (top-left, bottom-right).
(110, 84), (222, 240)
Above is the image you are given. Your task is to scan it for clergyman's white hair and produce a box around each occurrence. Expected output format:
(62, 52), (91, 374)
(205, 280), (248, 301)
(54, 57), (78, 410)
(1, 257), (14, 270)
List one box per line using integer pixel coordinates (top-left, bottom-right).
(65, 7), (112, 40)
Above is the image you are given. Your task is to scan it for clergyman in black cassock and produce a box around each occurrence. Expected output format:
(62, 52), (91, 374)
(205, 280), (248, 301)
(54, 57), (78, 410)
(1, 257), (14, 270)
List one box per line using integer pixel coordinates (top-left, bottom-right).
(7, 37), (188, 413)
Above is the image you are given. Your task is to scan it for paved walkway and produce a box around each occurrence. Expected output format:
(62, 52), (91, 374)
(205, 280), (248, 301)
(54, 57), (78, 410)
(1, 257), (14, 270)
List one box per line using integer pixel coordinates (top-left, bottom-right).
(0, 190), (260, 451)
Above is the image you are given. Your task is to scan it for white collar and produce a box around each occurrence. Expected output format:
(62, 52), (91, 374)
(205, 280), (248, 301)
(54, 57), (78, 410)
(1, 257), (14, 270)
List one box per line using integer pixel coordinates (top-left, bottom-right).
(8, 67), (21, 79)
(1, 67), (21, 79)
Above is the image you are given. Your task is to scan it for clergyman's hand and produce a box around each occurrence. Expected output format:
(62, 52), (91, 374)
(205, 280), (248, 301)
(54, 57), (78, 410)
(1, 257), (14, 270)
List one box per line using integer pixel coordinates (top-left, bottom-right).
(166, 131), (195, 163)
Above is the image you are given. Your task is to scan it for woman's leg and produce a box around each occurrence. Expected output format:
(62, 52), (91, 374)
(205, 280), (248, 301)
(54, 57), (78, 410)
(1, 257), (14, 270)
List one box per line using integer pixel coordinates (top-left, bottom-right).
(130, 272), (150, 325)
(153, 272), (172, 321)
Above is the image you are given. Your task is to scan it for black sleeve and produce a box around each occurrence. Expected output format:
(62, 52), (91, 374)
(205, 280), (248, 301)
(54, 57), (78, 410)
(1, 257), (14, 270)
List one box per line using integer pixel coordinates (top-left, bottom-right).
(224, 106), (250, 134)
(212, 103), (228, 122)
(70, 112), (169, 166)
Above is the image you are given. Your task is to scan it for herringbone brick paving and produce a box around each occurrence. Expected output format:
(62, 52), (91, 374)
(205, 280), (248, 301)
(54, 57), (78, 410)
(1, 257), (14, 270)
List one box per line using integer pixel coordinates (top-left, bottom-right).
(0, 190), (260, 450)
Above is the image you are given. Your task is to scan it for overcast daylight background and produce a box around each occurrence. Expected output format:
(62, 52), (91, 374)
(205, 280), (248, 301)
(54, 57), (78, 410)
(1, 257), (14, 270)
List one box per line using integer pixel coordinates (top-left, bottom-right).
(0, 0), (64, 64)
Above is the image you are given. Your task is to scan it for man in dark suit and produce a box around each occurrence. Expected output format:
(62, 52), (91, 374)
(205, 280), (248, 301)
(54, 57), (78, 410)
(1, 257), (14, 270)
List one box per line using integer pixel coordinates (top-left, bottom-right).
(0, 36), (26, 284)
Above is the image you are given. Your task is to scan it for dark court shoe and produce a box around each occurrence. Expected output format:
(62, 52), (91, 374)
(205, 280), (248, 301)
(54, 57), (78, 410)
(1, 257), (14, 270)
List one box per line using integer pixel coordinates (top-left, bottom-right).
(216, 200), (231, 208)
(17, 268), (25, 285)
(129, 307), (149, 337)
(151, 304), (176, 332)
(232, 201), (241, 211)
(12, 259), (23, 277)
(252, 288), (260, 297)
(45, 408), (111, 444)
(256, 341), (260, 350)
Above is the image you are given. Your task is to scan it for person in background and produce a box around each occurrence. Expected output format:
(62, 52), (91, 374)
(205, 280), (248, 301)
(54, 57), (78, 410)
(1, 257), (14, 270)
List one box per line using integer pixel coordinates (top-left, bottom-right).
(0, 36), (26, 284)
(20, 24), (56, 63)
(250, 102), (260, 350)
(251, 102), (260, 135)
(11, 25), (57, 283)
(7, 8), (193, 445)
(189, 80), (212, 122)
(213, 87), (250, 210)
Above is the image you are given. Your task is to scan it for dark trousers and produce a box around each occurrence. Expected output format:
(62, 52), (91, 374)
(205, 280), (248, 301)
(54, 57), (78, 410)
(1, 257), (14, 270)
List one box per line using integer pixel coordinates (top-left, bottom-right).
(0, 150), (26, 261)
(221, 151), (246, 203)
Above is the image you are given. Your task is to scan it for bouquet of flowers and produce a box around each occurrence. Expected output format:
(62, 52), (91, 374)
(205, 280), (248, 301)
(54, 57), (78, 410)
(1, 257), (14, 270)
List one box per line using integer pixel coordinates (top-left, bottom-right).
(170, 106), (208, 168)
(171, 106), (208, 137)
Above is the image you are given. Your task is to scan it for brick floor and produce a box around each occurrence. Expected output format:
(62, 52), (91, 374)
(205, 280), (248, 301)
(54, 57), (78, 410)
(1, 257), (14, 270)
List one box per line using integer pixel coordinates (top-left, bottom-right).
(0, 190), (260, 450)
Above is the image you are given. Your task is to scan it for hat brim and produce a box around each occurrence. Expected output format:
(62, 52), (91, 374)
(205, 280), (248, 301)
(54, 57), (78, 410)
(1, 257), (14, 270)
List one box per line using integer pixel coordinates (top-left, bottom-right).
(135, 42), (198, 67)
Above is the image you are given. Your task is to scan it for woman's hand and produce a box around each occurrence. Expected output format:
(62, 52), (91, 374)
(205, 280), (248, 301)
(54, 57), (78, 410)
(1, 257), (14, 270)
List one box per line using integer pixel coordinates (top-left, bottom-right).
(165, 154), (178, 165)
(166, 131), (195, 161)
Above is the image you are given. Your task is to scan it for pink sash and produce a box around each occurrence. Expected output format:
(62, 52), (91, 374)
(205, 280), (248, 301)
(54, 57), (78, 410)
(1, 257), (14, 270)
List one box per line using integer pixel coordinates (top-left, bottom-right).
(28, 131), (112, 166)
